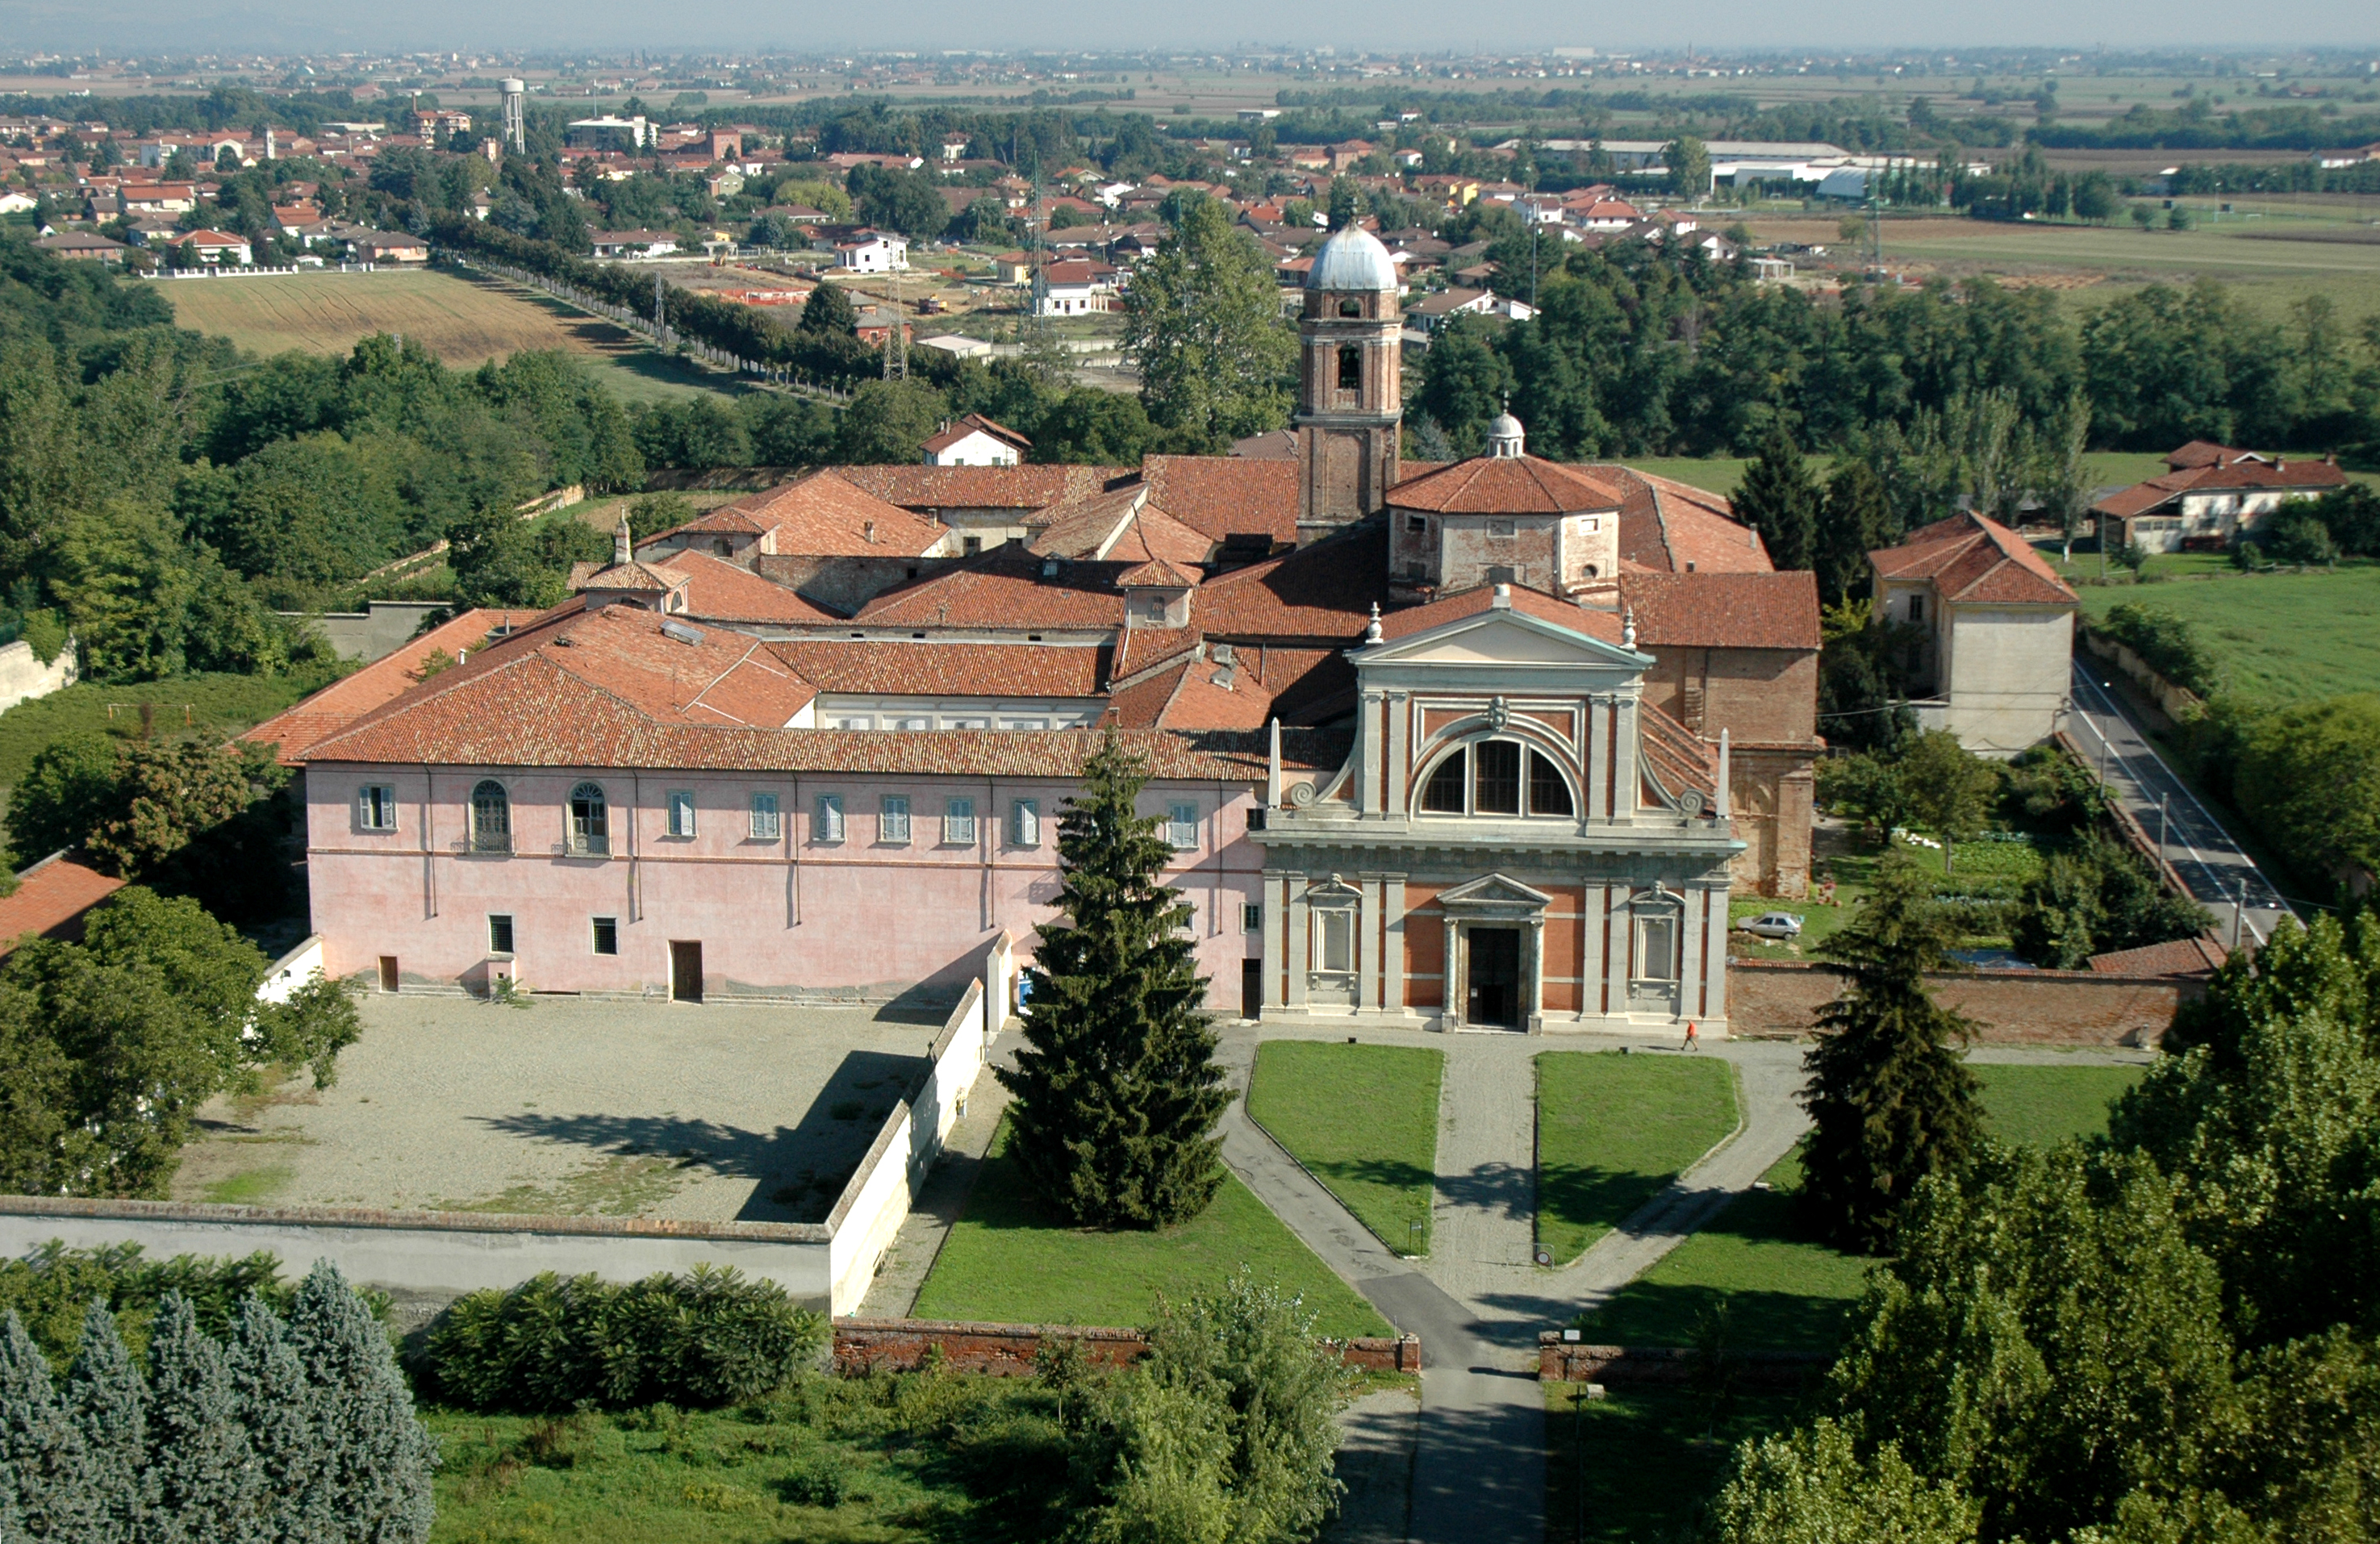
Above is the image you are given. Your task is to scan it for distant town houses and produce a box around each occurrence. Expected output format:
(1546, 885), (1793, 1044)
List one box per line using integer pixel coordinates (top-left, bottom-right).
(836, 232), (908, 272)
(588, 229), (680, 258)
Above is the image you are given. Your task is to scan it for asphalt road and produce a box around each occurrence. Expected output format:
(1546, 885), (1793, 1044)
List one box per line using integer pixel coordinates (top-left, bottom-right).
(2065, 658), (2296, 948)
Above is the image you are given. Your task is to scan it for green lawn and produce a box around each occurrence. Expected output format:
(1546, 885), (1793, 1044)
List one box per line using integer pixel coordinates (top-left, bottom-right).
(425, 1375), (1075, 1544)
(1973, 1062), (2145, 1147)
(1535, 1053), (1740, 1266)
(1588, 1150), (1873, 1356)
(1245, 1040), (1443, 1257)
(1726, 833), (2031, 962)
(2077, 565), (2380, 703)
(1543, 1384), (1804, 1544)
(0, 670), (330, 791)
(910, 1119), (1391, 1339)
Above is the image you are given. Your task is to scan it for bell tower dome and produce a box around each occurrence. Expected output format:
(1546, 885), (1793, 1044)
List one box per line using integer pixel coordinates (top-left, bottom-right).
(1295, 226), (1402, 546)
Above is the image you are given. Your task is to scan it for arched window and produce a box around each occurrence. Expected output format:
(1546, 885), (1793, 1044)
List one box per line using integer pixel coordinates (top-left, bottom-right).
(470, 779), (511, 853)
(567, 782), (608, 856)
(1336, 344), (1363, 393)
(1337, 296), (1362, 318)
(1416, 740), (1576, 819)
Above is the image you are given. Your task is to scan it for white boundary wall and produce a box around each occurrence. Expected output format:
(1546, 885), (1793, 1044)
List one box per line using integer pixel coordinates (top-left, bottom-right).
(0, 933), (1017, 1317)
(0, 637), (75, 715)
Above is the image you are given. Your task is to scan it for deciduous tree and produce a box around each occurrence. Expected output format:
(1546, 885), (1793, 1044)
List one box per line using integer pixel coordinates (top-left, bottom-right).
(1121, 198), (1294, 452)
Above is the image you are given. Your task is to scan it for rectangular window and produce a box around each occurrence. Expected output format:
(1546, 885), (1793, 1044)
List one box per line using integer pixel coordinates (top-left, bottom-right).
(1315, 908), (1354, 974)
(1406, 514), (1427, 534)
(1488, 518), (1515, 537)
(488, 914), (515, 955)
(944, 797), (976, 845)
(749, 791), (780, 841)
(880, 795), (911, 845)
(1242, 902), (1263, 933)
(1907, 595), (1925, 624)
(356, 784), (398, 831)
(591, 916), (618, 955)
(1002, 718), (1050, 731)
(832, 716), (873, 730)
(815, 794), (845, 843)
(891, 715), (932, 732)
(666, 790), (696, 837)
(1167, 801), (1199, 850)
(1636, 915), (1680, 982)
(1473, 740), (1522, 815)
(1009, 799), (1040, 848)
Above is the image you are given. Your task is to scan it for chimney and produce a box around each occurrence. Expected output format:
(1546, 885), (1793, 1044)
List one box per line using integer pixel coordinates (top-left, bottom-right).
(863, 520), (878, 545)
(613, 511), (633, 567)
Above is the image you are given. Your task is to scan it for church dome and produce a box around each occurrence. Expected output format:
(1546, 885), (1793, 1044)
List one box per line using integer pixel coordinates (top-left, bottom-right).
(1486, 412), (1526, 457)
(1305, 226), (1398, 293)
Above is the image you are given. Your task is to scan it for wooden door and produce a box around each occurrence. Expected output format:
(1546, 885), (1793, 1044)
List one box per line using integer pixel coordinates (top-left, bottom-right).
(670, 941), (704, 1004)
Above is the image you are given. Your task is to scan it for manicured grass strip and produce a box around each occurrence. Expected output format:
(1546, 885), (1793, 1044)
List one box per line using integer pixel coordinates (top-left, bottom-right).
(1588, 1150), (1873, 1355)
(1973, 1062), (2145, 1149)
(1246, 1040), (1443, 1257)
(912, 1119), (1391, 1340)
(1534, 1052), (1739, 1266)
(1543, 1383), (1803, 1544)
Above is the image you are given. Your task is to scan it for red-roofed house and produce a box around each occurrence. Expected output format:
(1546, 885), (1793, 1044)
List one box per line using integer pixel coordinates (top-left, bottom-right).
(2092, 444), (2349, 553)
(1871, 511), (2078, 754)
(0, 851), (125, 958)
(923, 414), (1030, 469)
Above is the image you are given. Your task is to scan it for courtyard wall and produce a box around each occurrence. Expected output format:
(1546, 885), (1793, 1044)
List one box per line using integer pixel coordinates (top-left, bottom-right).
(1730, 958), (2188, 1046)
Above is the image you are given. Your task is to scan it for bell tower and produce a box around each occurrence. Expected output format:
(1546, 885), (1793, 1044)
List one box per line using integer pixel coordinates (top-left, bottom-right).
(1295, 227), (1403, 546)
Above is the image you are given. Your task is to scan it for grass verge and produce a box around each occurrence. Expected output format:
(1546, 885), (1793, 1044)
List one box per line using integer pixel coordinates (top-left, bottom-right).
(1535, 1052), (1739, 1266)
(2076, 564), (2380, 704)
(1246, 1040), (1443, 1257)
(1543, 1383), (1805, 1544)
(911, 1118), (1391, 1339)
(1973, 1062), (2145, 1148)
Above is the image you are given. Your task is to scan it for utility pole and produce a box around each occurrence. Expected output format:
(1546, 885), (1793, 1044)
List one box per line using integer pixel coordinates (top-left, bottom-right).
(2157, 795), (2168, 862)
(652, 270), (665, 344)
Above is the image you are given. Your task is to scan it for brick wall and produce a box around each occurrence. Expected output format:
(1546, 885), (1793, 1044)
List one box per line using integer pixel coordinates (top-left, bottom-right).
(1730, 958), (2189, 1046)
(834, 1317), (1423, 1375)
(1538, 1337), (1830, 1388)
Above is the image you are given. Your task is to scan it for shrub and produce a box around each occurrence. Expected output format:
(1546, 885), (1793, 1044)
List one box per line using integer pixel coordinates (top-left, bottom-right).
(2096, 602), (2219, 697)
(423, 1266), (827, 1413)
(0, 1242), (294, 1370)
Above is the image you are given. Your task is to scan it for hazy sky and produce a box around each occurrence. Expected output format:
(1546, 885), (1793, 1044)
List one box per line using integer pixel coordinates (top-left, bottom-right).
(0, 0), (2373, 61)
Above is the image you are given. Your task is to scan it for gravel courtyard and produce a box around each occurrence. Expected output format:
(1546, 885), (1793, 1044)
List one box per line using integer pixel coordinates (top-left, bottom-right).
(170, 995), (949, 1225)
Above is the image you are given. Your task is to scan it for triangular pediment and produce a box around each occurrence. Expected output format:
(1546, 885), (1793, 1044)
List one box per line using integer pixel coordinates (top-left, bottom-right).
(1438, 872), (1555, 911)
(1359, 611), (1639, 670)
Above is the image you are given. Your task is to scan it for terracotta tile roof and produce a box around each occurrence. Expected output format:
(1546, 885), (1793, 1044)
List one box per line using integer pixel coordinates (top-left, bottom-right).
(769, 640), (1107, 698)
(242, 607), (538, 767)
(1374, 582), (1627, 645)
(581, 559), (680, 594)
(854, 551), (1131, 629)
(2090, 935), (2228, 978)
(1638, 699), (1718, 803)
(668, 470), (949, 558)
(1873, 513), (2076, 607)
(303, 604), (820, 767)
(1105, 654), (1276, 731)
(836, 463), (1122, 511)
(1119, 557), (1200, 589)
(2093, 458), (2348, 519)
(0, 851), (124, 955)
(1384, 455), (1627, 515)
(1593, 469), (1770, 574)
(2165, 440), (2249, 470)
(1136, 457), (1300, 541)
(1110, 627), (1205, 682)
(1026, 485), (1213, 567)
(921, 413), (1031, 456)
(1194, 522), (1391, 639)
(650, 550), (840, 624)
(1619, 571), (1821, 652)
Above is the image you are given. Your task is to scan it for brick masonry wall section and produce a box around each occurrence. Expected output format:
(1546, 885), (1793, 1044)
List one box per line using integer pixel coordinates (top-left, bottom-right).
(1729, 958), (2188, 1046)
(1538, 1337), (1831, 1388)
(836, 1318), (1424, 1375)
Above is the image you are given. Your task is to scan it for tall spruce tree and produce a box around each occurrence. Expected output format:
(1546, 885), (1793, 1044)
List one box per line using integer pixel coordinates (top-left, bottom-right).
(62, 1301), (145, 1543)
(225, 1294), (319, 1544)
(1799, 856), (1984, 1251)
(0, 1309), (99, 1541)
(143, 1292), (257, 1544)
(996, 733), (1230, 1228)
(1815, 458), (1892, 608)
(285, 1262), (436, 1544)
(1735, 426), (1822, 574)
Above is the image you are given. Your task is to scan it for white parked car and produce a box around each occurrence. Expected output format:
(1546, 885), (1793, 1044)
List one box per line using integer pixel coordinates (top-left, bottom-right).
(1736, 912), (1805, 940)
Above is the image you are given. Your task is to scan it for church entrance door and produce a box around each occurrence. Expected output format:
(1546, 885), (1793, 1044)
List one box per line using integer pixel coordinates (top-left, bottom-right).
(1466, 927), (1522, 1029)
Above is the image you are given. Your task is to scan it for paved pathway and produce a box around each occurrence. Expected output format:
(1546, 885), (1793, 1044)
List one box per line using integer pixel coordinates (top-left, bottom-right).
(2065, 660), (2294, 947)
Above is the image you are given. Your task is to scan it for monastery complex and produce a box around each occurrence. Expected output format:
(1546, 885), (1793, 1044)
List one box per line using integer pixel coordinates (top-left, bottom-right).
(257, 226), (1839, 1035)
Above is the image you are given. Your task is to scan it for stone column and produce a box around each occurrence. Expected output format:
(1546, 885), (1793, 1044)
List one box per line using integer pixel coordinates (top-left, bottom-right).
(1701, 882), (1731, 1028)
(1610, 695), (1640, 823)
(1384, 874), (1408, 1016)
(1285, 874), (1309, 1010)
(1359, 873), (1381, 1011)
(1383, 691), (1411, 816)
(1605, 883), (1633, 1019)
(1353, 690), (1381, 812)
(1526, 915), (1546, 1033)
(1678, 878), (1705, 1029)
(1580, 880), (1606, 1024)
(1442, 916), (1461, 1030)
(1586, 694), (1613, 824)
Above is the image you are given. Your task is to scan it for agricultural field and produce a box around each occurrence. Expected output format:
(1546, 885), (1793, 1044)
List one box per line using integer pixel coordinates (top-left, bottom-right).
(158, 269), (744, 405)
(2077, 565), (2380, 703)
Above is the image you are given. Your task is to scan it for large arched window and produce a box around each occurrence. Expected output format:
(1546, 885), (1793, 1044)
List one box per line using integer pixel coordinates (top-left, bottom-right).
(567, 782), (608, 856)
(470, 779), (511, 853)
(1336, 344), (1363, 393)
(1417, 740), (1575, 819)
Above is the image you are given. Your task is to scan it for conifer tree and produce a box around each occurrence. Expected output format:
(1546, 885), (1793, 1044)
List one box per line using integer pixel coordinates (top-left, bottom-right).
(996, 733), (1230, 1228)
(62, 1301), (145, 1543)
(225, 1293), (318, 1544)
(1814, 458), (1892, 608)
(1734, 425), (1822, 574)
(0, 1309), (98, 1541)
(286, 1262), (436, 1544)
(1798, 856), (1984, 1251)
(142, 1292), (257, 1544)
